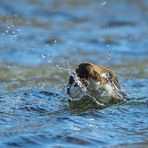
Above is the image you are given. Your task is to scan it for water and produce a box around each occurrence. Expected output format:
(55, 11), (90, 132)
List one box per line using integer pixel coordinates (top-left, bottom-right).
(0, 0), (148, 147)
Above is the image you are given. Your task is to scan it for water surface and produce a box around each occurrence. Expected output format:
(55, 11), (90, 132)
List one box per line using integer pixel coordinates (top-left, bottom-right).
(0, 0), (148, 147)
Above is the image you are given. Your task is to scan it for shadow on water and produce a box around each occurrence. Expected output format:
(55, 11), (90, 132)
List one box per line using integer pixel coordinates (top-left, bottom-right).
(0, 0), (148, 147)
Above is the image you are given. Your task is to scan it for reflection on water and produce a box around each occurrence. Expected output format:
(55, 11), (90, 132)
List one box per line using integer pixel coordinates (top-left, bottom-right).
(0, 0), (148, 147)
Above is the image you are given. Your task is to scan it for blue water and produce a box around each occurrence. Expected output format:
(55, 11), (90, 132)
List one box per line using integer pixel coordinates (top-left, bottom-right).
(0, 0), (148, 147)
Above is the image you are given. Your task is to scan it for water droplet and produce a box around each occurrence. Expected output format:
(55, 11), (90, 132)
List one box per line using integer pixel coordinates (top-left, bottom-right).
(17, 29), (21, 32)
(41, 54), (46, 59)
(48, 58), (52, 63)
(46, 44), (49, 47)
(106, 44), (110, 48)
(101, 1), (107, 6)
(14, 14), (18, 18)
(106, 51), (112, 64)
(54, 40), (57, 44)
(107, 51), (112, 57)
(5, 30), (9, 33)
(129, 36), (133, 40)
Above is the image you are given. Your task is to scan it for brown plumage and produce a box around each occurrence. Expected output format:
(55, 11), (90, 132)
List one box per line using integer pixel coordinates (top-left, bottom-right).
(76, 63), (120, 89)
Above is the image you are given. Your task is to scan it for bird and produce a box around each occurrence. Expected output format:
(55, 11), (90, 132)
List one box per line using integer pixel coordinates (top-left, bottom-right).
(67, 63), (126, 109)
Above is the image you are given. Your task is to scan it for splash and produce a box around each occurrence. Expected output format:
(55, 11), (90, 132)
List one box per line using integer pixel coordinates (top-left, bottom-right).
(41, 53), (53, 64)
(105, 52), (127, 101)
(68, 70), (87, 96)
(99, 1), (107, 8)
(106, 51), (112, 67)
(101, 1), (107, 6)
(101, 72), (127, 101)
(56, 61), (107, 107)
(55, 61), (87, 96)
(2, 20), (20, 40)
